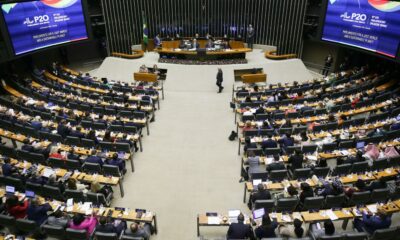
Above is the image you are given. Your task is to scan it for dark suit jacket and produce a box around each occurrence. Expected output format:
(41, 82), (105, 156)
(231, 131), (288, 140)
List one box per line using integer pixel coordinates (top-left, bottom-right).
(288, 154), (304, 171)
(30, 121), (42, 131)
(95, 224), (117, 234)
(85, 156), (103, 166)
(261, 139), (277, 149)
(21, 144), (35, 152)
(251, 189), (271, 203)
(227, 222), (255, 240)
(69, 130), (85, 139)
(266, 162), (285, 172)
(216, 71), (223, 83)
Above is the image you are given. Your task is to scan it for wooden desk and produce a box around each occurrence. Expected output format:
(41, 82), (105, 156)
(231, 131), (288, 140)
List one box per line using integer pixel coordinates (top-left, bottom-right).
(157, 48), (251, 61)
(112, 51), (144, 59)
(7, 159), (125, 198)
(44, 71), (107, 94)
(241, 73), (267, 84)
(0, 189), (158, 233)
(265, 50), (297, 60)
(134, 72), (158, 82)
(0, 128), (51, 148)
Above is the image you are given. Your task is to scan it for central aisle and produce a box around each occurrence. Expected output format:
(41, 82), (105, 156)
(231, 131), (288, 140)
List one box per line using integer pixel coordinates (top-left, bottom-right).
(109, 54), (246, 239)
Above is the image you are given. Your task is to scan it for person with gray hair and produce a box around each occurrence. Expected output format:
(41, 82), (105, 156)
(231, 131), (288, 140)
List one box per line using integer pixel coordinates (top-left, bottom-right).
(125, 222), (152, 239)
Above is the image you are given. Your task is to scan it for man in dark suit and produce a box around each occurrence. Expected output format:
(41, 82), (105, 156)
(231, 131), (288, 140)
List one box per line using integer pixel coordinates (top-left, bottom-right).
(216, 68), (223, 93)
(248, 183), (271, 209)
(69, 126), (85, 139)
(30, 116), (43, 131)
(227, 213), (255, 240)
(95, 216), (118, 234)
(27, 198), (52, 225)
(2, 158), (17, 177)
(266, 155), (285, 172)
(261, 135), (277, 150)
(288, 149), (304, 172)
(21, 139), (35, 152)
(84, 149), (103, 166)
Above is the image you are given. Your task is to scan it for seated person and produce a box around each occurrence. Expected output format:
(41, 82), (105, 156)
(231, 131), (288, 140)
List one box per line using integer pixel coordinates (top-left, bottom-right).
(241, 150), (263, 182)
(266, 155), (285, 172)
(27, 172), (46, 185)
(125, 222), (152, 240)
(47, 174), (65, 193)
(255, 214), (278, 238)
(95, 216), (126, 235)
(288, 149), (304, 172)
(21, 139), (35, 152)
(191, 39), (199, 49)
(261, 135), (277, 150)
(6, 195), (29, 219)
(205, 39), (214, 48)
(90, 181), (113, 203)
(226, 213), (255, 240)
(48, 210), (70, 228)
(69, 213), (98, 237)
(84, 149), (103, 166)
(279, 218), (305, 238)
(106, 153), (126, 174)
(69, 126), (85, 139)
(299, 182), (314, 204)
(57, 120), (71, 138)
(279, 133), (294, 150)
(2, 157), (17, 176)
(49, 147), (65, 160)
(67, 148), (81, 161)
(344, 179), (366, 198)
(366, 178), (388, 192)
(30, 116), (43, 131)
(243, 137), (257, 152)
(276, 185), (299, 199)
(316, 179), (343, 197)
(310, 219), (336, 239)
(27, 198), (52, 225)
(354, 208), (392, 234)
(67, 178), (88, 193)
(179, 40), (186, 49)
(248, 183), (271, 209)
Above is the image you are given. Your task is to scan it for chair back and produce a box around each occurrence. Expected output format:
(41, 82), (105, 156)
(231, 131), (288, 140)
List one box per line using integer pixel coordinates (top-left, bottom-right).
(370, 188), (390, 203)
(269, 170), (288, 182)
(303, 196), (324, 211)
(344, 232), (369, 240)
(95, 232), (118, 240)
(325, 194), (346, 208)
(313, 167), (330, 178)
(42, 185), (65, 201)
(66, 228), (87, 240)
(369, 227), (397, 240)
(64, 189), (85, 203)
(254, 199), (275, 213)
(103, 164), (121, 177)
(350, 191), (371, 206)
(293, 168), (311, 180)
(15, 219), (37, 233)
(276, 198), (298, 212)
(42, 224), (66, 238)
(83, 162), (102, 174)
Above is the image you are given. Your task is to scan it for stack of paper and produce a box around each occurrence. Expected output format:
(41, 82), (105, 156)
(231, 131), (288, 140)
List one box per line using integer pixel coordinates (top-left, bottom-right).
(367, 204), (378, 214)
(208, 216), (221, 224)
(325, 210), (338, 220)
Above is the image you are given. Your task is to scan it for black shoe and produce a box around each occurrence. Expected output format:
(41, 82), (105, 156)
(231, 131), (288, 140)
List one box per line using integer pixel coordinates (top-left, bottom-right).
(150, 117), (155, 122)
(135, 147), (139, 152)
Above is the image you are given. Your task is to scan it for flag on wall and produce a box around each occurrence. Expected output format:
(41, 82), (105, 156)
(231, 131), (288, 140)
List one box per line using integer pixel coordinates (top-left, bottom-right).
(142, 11), (148, 46)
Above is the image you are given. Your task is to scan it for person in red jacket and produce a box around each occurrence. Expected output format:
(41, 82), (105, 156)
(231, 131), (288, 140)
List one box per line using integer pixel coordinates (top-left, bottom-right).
(6, 195), (29, 219)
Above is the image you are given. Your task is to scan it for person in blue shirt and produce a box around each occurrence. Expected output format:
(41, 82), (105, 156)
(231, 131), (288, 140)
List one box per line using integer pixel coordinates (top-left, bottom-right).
(27, 198), (52, 225)
(30, 116), (43, 131)
(261, 135), (278, 150)
(354, 209), (392, 234)
(69, 126), (85, 139)
(106, 153), (126, 174)
(154, 34), (161, 48)
(21, 139), (35, 152)
(85, 149), (103, 166)
(2, 158), (17, 176)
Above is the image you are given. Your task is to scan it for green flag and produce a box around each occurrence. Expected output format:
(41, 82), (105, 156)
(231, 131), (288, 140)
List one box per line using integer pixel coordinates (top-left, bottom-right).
(142, 11), (148, 46)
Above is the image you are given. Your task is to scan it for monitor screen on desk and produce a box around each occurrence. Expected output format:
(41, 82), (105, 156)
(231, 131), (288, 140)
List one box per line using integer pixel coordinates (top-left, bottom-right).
(356, 141), (365, 149)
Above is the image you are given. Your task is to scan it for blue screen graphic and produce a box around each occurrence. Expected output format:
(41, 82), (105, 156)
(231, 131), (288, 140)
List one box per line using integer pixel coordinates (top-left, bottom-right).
(322, 0), (400, 58)
(1, 0), (88, 55)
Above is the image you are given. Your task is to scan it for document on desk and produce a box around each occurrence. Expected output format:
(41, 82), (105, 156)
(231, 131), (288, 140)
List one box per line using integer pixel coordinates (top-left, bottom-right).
(281, 214), (292, 222)
(367, 204), (378, 214)
(43, 168), (55, 178)
(207, 216), (221, 225)
(325, 210), (338, 221)
(228, 210), (241, 218)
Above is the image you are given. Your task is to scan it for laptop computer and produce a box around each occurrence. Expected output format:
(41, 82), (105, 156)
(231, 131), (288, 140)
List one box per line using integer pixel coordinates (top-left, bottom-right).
(5, 186), (15, 195)
(25, 190), (35, 198)
(356, 141), (365, 150)
(252, 208), (265, 219)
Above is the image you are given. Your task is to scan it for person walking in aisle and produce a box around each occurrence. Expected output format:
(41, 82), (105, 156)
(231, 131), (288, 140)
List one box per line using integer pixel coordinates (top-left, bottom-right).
(216, 68), (224, 93)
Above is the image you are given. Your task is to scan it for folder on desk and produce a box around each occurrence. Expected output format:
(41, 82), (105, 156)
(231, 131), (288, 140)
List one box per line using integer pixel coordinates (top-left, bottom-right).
(325, 210), (338, 220)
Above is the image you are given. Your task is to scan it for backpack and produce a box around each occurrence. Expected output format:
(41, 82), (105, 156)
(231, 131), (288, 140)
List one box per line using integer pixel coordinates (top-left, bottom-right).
(229, 131), (238, 141)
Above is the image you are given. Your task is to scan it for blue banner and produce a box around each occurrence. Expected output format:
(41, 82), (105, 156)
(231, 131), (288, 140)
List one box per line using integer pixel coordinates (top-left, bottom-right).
(1, 0), (88, 55)
(322, 0), (400, 58)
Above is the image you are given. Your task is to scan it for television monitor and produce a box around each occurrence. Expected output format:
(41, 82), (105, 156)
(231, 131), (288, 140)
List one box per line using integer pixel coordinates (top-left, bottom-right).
(1, 0), (89, 56)
(322, 0), (400, 58)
